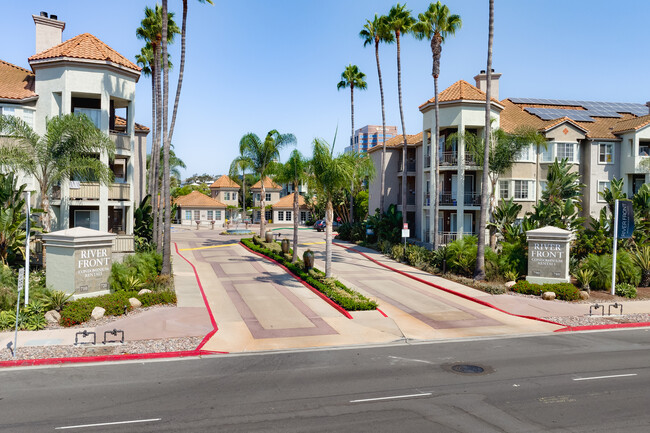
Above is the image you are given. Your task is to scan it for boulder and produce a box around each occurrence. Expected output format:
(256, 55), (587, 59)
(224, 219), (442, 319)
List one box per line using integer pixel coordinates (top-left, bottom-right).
(579, 290), (590, 300)
(505, 281), (516, 289)
(91, 306), (105, 320)
(542, 291), (556, 301)
(45, 310), (61, 324)
(129, 297), (142, 308)
(138, 289), (152, 295)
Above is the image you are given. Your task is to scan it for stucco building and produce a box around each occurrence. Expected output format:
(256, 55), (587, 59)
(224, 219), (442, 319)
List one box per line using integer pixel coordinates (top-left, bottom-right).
(250, 177), (282, 223)
(175, 190), (226, 227)
(345, 124), (398, 154)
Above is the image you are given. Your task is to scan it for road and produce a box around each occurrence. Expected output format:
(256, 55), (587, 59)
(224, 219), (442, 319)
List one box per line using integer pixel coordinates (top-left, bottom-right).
(2, 329), (650, 432)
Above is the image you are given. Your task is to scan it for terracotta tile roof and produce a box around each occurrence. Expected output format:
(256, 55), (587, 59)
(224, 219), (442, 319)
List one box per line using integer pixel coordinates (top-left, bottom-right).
(209, 175), (239, 189)
(251, 177), (282, 190)
(113, 115), (149, 132)
(29, 33), (140, 72)
(174, 190), (226, 208)
(540, 116), (589, 133)
(369, 132), (423, 153)
(272, 193), (308, 209)
(419, 80), (500, 109)
(611, 114), (650, 134)
(0, 60), (36, 100)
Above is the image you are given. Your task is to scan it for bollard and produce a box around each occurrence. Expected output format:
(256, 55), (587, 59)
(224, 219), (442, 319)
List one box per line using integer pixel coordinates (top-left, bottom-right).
(103, 328), (125, 344)
(75, 330), (96, 345)
(589, 303), (604, 316)
(608, 303), (623, 315)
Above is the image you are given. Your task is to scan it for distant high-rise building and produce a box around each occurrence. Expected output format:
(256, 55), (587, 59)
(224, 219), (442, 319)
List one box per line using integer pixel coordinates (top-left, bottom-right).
(345, 125), (398, 153)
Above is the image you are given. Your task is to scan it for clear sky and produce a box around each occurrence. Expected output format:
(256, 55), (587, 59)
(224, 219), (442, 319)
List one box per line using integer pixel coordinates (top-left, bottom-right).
(3, 1), (650, 180)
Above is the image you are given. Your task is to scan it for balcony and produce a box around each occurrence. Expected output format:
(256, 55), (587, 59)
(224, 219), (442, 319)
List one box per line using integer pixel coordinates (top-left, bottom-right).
(439, 192), (457, 206)
(464, 192), (481, 206)
(109, 183), (130, 200)
(438, 231), (477, 245)
(440, 151), (458, 166)
(424, 193), (430, 206)
(424, 154), (431, 168)
(69, 182), (100, 200)
(110, 132), (131, 151)
(113, 234), (134, 253)
(465, 153), (478, 166)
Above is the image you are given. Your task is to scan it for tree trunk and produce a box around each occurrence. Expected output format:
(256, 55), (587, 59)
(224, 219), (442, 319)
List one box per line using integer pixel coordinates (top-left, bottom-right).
(349, 85), (354, 223)
(242, 169), (246, 219)
(168, 0), (187, 142)
(325, 200), (333, 278)
(396, 30), (408, 225)
(260, 181), (266, 237)
(152, 45), (162, 251)
(475, 0), (494, 281)
(377, 38), (387, 215)
(40, 181), (51, 233)
(147, 62), (157, 199)
(433, 75), (440, 249)
(161, 0), (172, 275)
(292, 184), (299, 263)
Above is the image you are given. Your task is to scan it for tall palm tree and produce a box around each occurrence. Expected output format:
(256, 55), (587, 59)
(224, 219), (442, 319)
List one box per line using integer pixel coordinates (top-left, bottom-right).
(239, 130), (296, 237)
(310, 139), (355, 278)
(337, 64), (367, 222)
(413, 1), (462, 249)
(475, 0), (494, 280)
(360, 14), (394, 214)
(229, 155), (254, 220)
(275, 149), (310, 263)
(386, 3), (415, 225)
(0, 114), (114, 232)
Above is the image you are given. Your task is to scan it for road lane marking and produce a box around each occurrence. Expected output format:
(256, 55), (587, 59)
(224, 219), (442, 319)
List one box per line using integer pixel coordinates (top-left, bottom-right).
(179, 243), (237, 251)
(388, 355), (433, 364)
(573, 373), (637, 381)
(299, 241), (326, 245)
(350, 392), (432, 403)
(55, 418), (161, 429)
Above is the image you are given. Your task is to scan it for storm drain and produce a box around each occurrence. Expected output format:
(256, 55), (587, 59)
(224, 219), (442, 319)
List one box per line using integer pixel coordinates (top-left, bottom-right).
(442, 363), (493, 375)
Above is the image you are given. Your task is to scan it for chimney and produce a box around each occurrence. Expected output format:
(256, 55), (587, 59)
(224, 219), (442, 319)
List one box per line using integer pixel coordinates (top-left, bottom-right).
(33, 12), (65, 54)
(474, 69), (502, 100)
(646, 101), (650, 115)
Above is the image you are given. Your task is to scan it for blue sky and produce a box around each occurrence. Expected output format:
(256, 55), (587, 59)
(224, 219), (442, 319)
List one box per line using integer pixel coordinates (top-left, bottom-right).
(3, 1), (650, 179)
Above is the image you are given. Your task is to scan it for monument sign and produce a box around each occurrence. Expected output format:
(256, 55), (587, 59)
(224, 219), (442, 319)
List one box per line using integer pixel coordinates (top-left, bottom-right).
(526, 226), (573, 284)
(43, 227), (116, 298)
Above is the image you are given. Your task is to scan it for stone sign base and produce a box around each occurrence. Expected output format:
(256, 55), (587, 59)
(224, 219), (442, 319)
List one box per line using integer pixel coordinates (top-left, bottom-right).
(526, 226), (573, 285)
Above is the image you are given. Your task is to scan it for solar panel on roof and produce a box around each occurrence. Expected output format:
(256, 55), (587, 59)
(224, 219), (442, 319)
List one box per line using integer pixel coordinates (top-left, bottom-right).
(525, 107), (594, 122)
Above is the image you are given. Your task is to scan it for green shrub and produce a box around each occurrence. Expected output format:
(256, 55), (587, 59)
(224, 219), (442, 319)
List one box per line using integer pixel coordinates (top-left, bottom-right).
(511, 280), (580, 301)
(0, 286), (17, 312)
(405, 244), (428, 268)
(447, 236), (477, 277)
(615, 283), (637, 299)
(43, 290), (73, 312)
(0, 310), (14, 330)
(583, 253), (641, 291)
(138, 290), (177, 307)
(573, 268), (594, 291)
(109, 250), (163, 291)
(60, 301), (93, 327)
(511, 280), (542, 296)
(390, 244), (405, 262)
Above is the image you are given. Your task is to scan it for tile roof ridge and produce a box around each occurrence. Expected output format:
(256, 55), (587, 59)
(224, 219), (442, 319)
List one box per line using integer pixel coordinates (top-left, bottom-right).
(0, 59), (33, 74)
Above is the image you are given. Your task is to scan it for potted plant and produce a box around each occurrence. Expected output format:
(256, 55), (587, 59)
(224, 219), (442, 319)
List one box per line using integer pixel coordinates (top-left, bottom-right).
(303, 249), (314, 270)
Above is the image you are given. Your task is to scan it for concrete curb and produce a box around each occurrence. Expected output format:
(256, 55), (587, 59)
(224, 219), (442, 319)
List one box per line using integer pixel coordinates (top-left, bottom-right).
(0, 244), (225, 369)
(554, 321), (650, 332)
(239, 242), (353, 319)
(333, 242), (564, 327)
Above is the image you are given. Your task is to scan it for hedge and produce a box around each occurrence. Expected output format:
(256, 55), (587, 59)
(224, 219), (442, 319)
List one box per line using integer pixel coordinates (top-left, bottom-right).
(241, 237), (377, 311)
(511, 280), (580, 301)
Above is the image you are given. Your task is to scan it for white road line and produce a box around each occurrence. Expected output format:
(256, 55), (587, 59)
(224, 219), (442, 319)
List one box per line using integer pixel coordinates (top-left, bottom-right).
(573, 373), (638, 381)
(388, 355), (433, 364)
(55, 418), (161, 430)
(350, 392), (432, 403)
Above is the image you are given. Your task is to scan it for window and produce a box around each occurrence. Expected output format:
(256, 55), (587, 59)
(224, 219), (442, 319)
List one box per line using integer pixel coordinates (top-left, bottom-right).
(207, 210), (213, 220)
(515, 144), (533, 162)
(286, 211), (292, 221)
(22, 109), (34, 128)
(265, 193), (271, 201)
(539, 181), (548, 194)
(640, 144), (650, 157)
(232, 192), (237, 201)
(74, 107), (101, 128)
(216, 210), (222, 219)
(256, 193), (261, 201)
(74, 210), (99, 230)
(265, 210), (272, 221)
(278, 211), (284, 221)
(193, 210), (200, 220)
(556, 142), (574, 162)
(224, 192), (230, 200)
(0, 106), (15, 117)
(540, 144), (553, 162)
(499, 180), (509, 199)
(185, 210), (191, 220)
(514, 180), (529, 200)
(301, 211), (307, 223)
(598, 181), (610, 202)
(599, 143), (613, 164)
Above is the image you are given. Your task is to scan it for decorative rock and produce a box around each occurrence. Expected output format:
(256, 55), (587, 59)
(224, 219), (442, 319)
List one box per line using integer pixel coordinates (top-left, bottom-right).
(542, 291), (556, 301)
(580, 290), (590, 300)
(45, 310), (61, 324)
(138, 289), (153, 295)
(91, 306), (106, 320)
(505, 281), (516, 289)
(129, 297), (142, 308)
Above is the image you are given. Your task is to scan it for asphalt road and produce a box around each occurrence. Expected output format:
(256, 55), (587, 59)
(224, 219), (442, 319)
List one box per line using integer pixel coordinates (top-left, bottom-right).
(2, 329), (650, 432)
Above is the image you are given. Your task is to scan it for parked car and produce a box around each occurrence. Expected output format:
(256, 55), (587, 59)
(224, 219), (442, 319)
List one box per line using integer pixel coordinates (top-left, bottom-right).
(314, 220), (326, 231)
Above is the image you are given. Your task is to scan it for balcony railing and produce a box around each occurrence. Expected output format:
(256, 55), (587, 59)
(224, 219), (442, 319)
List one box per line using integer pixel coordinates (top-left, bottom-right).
(70, 182), (100, 200)
(406, 160), (417, 172)
(464, 192), (481, 206)
(110, 132), (131, 150)
(465, 153), (478, 165)
(439, 192), (457, 205)
(407, 193), (416, 206)
(424, 154), (431, 168)
(438, 231), (477, 245)
(424, 193), (430, 206)
(440, 151), (458, 166)
(109, 183), (130, 200)
(113, 234), (134, 253)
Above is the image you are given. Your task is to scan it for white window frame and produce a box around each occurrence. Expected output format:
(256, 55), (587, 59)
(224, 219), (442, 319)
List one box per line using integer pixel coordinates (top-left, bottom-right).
(499, 180), (510, 199)
(74, 107), (101, 129)
(556, 142), (575, 163)
(207, 210), (214, 220)
(265, 193), (272, 202)
(277, 211), (284, 221)
(193, 210), (200, 221)
(514, 180), (529, 200)
(224, 192), (230, 200)
(185, 210), (191, 220)
(597, 181), (610, 202)
(515, 144), (535, 162)
(598, 142), (614, 164)
(285, 211), (292, 221)
(256, 193), (261, 201)
(215, 210), (222, 220)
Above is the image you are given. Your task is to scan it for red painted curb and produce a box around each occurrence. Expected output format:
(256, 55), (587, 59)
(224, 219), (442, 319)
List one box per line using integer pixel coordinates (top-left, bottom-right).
(239, 242), (353, 319)
(333, 242), (563, 327)
(377, 308), (388, 318)
(0, 244), (226, 369)
(555, 321), (650, 332)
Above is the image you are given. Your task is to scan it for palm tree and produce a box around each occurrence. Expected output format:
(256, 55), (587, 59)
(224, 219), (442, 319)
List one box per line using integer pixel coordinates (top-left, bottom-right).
(239, 130), (296, 237)
(475, 0), (494, 280)
(337, 64), (367, 222)
(229, 155), (254, 220)
(412, 1), (461, 249)
(0, 114), (114, 232)
(360, 14), (394, 215)
(275, 150), (310, 263)
(386, 3), (415, 225)
(310, 139), (355, 277)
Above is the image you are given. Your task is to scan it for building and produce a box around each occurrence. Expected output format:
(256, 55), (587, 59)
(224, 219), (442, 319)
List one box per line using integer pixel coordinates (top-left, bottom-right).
(250, 177), (282, 222)
(370, 70), (650, 245)
(345, 124), (398, 153)
(209, 175), (239, 219)
(271, 193), (311, 225)
(174, 190), (226, 227)
(0, 12), (148, 254)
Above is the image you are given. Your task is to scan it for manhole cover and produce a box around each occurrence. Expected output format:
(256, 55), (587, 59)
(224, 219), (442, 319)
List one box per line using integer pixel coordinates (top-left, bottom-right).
(451, 364), (485, 374)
